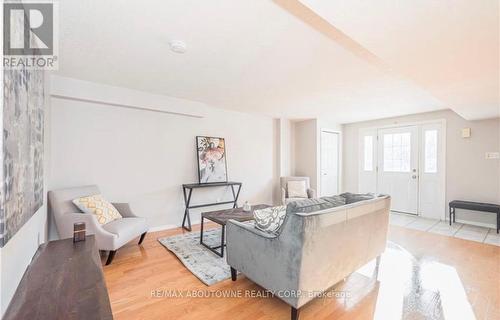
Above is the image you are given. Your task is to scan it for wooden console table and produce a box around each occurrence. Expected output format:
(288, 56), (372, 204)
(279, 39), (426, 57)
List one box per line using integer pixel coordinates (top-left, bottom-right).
(182, 181), (242, 231)
(3, 236), (113, 320)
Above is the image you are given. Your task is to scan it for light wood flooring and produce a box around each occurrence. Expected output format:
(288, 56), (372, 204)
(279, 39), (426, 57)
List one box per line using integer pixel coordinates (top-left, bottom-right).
(103, 224), (500, 320)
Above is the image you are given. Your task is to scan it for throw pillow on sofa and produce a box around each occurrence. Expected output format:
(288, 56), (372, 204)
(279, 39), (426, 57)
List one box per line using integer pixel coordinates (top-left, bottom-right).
(253, 206), (287, 233)
(287, 180), (308, 198)
(73, 194), (122, 225)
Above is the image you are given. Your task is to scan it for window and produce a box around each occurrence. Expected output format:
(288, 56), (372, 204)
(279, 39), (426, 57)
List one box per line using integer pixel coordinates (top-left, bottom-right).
(363, 136), (373, 171)
(424, 130), (438, 173)
(383, 133), (411, 172)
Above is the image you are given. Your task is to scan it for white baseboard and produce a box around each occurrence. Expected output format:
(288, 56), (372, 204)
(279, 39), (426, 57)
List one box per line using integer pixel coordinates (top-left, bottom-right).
(148, 219), (203, 233)
(148, 224), (178, 232)
(455, 219), (496, 229)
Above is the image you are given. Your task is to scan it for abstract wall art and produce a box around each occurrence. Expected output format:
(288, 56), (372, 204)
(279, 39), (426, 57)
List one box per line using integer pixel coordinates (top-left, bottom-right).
(196, 136), (227, 184)
(1, 68), (45, 247)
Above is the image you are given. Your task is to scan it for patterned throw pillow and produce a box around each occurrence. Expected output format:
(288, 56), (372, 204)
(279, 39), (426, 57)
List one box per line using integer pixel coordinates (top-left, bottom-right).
(72, 194), (122, 225)
(253, 206), (287, 234)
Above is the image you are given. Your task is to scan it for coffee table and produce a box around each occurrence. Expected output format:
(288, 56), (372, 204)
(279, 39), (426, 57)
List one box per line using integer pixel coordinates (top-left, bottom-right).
(200, 204), (271, 257)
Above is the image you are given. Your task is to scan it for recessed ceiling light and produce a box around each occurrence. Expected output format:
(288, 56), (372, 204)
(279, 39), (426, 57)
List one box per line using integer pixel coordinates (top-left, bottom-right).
(169, 40), (187, 54)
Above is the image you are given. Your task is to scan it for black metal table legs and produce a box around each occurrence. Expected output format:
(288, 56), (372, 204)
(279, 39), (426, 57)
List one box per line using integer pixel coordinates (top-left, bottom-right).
(181, 183), (242, 231)
(199, 216), (226, 257)
(182, 187), (193, 231)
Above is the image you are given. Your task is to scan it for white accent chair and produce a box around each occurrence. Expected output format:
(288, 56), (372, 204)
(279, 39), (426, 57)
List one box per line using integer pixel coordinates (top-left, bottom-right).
(280, 176), (316, 205)
(48, 185), (148, 265)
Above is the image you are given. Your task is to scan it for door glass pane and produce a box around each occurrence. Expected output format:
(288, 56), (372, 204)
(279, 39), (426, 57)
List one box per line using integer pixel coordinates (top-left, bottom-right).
(383, 132), (411, 172)
(425, 130), (438, 173)
(363, 136), (373, 171)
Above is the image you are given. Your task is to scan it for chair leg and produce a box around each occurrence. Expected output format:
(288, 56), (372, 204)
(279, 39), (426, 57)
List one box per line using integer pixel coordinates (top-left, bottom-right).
(230, 267), (237, 281)
(373, 254), (382, 279)
(138, 232), (147, 245)
(291, 307), (300, 320)
(106, 250), (116, 265)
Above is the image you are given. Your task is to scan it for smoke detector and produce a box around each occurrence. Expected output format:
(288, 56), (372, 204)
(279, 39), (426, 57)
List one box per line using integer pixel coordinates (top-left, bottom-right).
(169, 40), (187, 54)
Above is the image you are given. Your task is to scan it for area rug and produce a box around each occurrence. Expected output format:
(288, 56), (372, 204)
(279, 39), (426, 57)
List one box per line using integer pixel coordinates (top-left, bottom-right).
(158, 228), (232, 286)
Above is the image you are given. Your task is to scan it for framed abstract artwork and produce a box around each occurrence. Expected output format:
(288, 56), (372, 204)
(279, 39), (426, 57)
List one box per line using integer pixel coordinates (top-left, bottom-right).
(1, 69), (45, 247)
(196, 136), (228, 184)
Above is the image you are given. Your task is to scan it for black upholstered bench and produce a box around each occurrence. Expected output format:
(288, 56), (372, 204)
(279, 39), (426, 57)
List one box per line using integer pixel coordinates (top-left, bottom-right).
(449, 200), (499, 233)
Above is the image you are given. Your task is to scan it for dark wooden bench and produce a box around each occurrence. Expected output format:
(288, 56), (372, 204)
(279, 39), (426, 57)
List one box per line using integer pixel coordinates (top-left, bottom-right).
(449, 200), (499, 233)
(3, 236), (113, 320)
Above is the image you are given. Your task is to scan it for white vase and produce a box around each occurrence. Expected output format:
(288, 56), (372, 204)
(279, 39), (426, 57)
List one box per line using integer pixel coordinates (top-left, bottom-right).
(243, 201), (251, 212)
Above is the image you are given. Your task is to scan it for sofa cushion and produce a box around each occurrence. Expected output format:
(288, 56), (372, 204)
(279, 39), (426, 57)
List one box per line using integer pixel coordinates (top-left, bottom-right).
(287, 180), (308, 198)
(102, 217), (148, 239)
(253, 206), (287, 234)
(321, 195), (347, 207)
(72, 194), (122, 225)
(287, 198), (337, 214)
(340, 192), (376, 204)
(285, 197), (308, 205)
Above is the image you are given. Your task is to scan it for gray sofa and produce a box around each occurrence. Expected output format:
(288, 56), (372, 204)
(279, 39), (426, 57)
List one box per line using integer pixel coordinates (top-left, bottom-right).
(48, 185), (149, 265)
(226, 194), (391, 320)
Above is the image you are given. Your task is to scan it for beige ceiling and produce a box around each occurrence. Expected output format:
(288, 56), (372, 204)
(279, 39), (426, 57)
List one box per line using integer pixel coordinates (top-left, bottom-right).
(299, 0), (500, 120)
(55, 0), (498, 123)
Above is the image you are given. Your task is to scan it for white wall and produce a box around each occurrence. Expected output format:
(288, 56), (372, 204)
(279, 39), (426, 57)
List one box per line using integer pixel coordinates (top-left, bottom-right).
(48, 76), (276, 232)
(0, 208), (47, 315)
(273, 118), (295, 204)
(294, 119), (319, 191)
(343, 109), (500, 226)
(278, 118), (295, 177)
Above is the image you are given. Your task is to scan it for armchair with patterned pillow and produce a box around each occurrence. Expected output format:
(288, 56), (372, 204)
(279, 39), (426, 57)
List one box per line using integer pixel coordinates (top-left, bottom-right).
(280, 176), (316, 205)
(48, 185), (148, 265)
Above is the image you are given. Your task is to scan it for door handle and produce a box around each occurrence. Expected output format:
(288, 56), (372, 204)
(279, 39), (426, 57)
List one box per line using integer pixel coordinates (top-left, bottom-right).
(412, 175), (418, 179)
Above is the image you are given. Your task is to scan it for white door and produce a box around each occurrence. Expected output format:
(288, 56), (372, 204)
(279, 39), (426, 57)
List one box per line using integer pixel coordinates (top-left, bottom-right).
(377, 126), (419, 214)
(320, 131), (339, 196)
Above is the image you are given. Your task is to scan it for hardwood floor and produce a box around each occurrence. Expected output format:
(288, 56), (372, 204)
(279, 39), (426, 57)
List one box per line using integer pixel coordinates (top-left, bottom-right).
(103, 224), (500, 320)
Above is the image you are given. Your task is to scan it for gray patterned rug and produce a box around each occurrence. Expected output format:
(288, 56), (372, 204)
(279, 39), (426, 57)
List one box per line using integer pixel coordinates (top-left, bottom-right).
(158, 228), (231, 286)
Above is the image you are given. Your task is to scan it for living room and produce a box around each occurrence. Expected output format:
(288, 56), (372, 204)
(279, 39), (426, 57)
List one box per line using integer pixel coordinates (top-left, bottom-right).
(1, 1), (499, 320)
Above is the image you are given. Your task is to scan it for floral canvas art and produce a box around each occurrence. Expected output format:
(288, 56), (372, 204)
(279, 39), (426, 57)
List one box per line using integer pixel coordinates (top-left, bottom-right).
(196, 136), (227, 183)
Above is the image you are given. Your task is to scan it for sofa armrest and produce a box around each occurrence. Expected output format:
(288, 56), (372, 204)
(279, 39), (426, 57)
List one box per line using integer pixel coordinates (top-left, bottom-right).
(307, 188), (316, 199)
(226, 219), (302, 308)
(281, 188), (287, 205)
(227, 220), (278, 239)
(112, 202), (137, 218)
(60, 213), (115, 239)
(226, 220), (279, 273)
